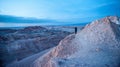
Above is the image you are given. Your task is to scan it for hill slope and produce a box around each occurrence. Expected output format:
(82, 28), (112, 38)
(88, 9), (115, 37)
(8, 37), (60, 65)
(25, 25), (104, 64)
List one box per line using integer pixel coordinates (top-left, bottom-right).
(7, 16), (120, 67)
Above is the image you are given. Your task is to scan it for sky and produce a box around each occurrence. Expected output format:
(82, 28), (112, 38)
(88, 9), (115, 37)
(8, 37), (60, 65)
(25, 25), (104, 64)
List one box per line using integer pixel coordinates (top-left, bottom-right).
(0, 0), (120, 27)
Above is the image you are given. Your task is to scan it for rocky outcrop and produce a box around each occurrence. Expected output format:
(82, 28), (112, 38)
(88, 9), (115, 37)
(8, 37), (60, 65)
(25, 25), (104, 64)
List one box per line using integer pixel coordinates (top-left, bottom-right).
(8, 16), (120, 67)
(34, 16), (120, 67)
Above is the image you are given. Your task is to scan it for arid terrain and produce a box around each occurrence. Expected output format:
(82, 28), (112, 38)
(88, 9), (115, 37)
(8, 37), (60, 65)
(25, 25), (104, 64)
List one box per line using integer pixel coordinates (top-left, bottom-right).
(0, 25), (83, 67)
(0, 16), (120, 67)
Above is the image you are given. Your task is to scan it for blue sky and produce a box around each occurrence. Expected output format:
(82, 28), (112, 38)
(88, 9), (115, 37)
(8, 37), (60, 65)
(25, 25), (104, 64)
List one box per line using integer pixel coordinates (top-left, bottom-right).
(0, 0), (120, 27)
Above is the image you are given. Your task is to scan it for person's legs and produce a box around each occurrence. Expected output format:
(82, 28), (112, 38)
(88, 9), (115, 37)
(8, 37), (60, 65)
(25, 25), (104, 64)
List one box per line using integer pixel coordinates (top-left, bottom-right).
(0, 60), (3, 67)
(75, 27), (77, 34)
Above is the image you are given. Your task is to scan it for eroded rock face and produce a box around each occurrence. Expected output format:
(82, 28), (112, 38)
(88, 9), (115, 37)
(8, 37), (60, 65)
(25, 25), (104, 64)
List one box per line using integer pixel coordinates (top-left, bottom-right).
(7, 16), (120, 67)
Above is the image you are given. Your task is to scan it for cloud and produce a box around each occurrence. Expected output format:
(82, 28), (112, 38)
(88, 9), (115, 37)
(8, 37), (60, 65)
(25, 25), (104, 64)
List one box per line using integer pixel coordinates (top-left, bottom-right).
(94, 2), (118, 9)
(0, 0), (119, 26)
(81, 2), (119, 11)
(0, 14), (89, 27)
(0, 23), (45, 27)
(0, 14), (59, 23)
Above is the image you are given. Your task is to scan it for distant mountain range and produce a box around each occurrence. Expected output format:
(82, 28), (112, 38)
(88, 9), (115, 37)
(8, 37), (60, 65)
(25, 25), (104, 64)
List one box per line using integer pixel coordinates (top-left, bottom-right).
(0, 15), (58, 23)
(0, 15), (89, 27)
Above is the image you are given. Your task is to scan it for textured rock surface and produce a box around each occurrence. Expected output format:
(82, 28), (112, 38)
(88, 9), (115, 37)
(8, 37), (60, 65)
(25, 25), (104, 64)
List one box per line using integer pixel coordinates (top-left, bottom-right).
(0, 26), (71, 66)
(7, 16), (120, 67)
(35, 16), (120, 67)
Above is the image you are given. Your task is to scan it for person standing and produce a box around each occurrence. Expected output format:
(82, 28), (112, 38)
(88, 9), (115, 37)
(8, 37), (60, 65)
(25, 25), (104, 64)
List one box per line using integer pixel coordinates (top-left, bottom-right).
(75, 27), (77, 34)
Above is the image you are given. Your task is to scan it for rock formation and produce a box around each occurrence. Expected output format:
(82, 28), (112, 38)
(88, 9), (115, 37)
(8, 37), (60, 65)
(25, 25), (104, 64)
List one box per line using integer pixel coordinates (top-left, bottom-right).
(7, 16), (120, 67)
(0, 26), (71, 66)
